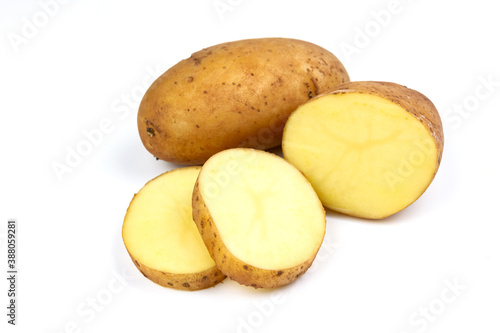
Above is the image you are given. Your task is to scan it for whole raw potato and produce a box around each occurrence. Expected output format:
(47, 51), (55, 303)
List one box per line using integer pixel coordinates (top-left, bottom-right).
(138, 38), (350, 164)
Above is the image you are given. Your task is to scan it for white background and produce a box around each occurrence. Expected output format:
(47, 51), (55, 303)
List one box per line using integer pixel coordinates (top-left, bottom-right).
(1, 0), (499, 332)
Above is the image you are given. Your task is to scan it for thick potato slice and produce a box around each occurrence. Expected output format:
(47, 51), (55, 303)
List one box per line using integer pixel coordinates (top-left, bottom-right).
(192, 148), (326, 288)
(282, 81), (444, 219)
(138, 37), (349, 165)
(122, 167), (225, 291)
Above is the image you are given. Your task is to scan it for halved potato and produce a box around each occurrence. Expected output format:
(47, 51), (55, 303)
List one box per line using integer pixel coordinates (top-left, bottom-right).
(192, 148), (326, 288)
(122, 167), (225, 291)
(282, 81), (444, 219)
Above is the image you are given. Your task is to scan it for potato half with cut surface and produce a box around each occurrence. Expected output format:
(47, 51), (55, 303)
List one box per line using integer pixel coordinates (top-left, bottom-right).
(138, 37), (350, 165)
(122, 166), (225, 291)
(282, 81), (444, 220)
(192, 148), (326, 289)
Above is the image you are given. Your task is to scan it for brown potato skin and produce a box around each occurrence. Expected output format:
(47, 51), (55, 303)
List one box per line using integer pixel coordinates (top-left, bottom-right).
(138, 38), (350, 165)
(325, 81), (444, 165)
(125, 249), (225, 291)
(192, 181), (318, 289)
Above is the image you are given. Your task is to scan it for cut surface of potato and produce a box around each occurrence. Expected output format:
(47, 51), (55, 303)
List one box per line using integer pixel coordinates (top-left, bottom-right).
(122, 167), (225, 291)
(192, 148), (326, 288)
(282, 81), (444, 219)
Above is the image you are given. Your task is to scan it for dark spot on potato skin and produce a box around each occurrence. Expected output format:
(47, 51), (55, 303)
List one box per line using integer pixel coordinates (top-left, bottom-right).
(182, 282), (190, 288)
(277, 271), (283, 276)
(190, 50), (212, 66)
(187, 76), (194, 83)
(167, 282), (173, 286)
(243, 265), (249, 270)
(145, 120), (161, 134)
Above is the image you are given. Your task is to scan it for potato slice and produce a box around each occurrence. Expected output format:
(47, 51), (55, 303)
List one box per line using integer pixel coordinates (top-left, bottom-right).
(192, 148), (326, 288)
(122, 167), (225, 291)
(282, 81), (444, 219)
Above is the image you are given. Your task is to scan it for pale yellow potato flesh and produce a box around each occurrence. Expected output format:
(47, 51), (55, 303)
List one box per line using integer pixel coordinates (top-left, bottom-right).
(122, 167), (224, 290)
(193, 148), (326, 288)
(283, 92), (439, 219)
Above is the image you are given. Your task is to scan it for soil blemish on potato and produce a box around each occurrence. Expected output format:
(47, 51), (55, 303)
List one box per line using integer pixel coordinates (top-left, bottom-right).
(191, 50), (213, 65)
(145, 120), (161, 136)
